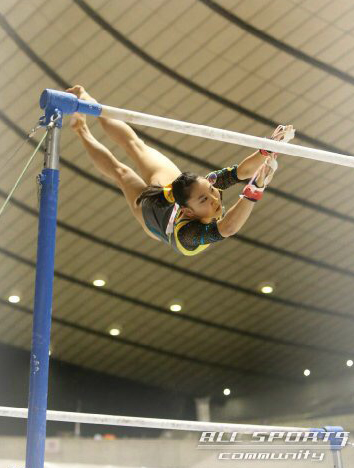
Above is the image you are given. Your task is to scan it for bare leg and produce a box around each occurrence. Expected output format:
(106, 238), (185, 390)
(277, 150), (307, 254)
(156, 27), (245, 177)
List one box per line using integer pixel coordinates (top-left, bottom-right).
(66, 85), (182, 186)
(124, 138), (182, 187)
(69, 111), (160, 242)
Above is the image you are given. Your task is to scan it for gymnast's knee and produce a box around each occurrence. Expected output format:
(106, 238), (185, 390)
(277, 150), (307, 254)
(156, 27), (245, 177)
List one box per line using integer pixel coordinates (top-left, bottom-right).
(113, 165), (134, 187)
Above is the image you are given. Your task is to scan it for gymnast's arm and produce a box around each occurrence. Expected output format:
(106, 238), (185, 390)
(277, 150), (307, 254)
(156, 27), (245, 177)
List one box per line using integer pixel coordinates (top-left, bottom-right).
(216, 197), (255, 237)
(177, 197), (256, 250)
(206, 154), (266, 190)
(237, 150), (268, 180)
(217, 162), (270, 237)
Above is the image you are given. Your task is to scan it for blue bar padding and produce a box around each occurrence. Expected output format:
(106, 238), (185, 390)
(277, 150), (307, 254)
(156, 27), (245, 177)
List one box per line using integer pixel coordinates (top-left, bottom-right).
(25, 168), (60, 468)
(77, 99), (102, 116)
(40, 89), (78, 114)
(310, 426), (345, 451)
(40, 89), (102, 120)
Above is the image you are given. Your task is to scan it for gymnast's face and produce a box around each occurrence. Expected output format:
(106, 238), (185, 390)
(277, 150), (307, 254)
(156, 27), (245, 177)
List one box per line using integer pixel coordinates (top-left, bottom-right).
(182, 177), (222, 221)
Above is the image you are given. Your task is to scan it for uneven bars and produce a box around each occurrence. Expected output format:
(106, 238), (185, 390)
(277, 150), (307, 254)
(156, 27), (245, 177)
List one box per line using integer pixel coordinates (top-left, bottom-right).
(0, 406), (310, 433)
(40, 89), (354, 168)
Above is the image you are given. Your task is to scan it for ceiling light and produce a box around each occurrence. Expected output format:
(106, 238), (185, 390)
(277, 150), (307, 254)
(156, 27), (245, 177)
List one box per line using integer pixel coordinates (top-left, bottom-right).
(347, 360), (353, 367)
(93, 279), (106, 287)
(109, 328), (120, 336)
(304, 369), (311, 377)
(223, 388), (231, 396)
(259, 282), (275, 294)
(170, 304), (182, 312)
(8, 295), (20, 303)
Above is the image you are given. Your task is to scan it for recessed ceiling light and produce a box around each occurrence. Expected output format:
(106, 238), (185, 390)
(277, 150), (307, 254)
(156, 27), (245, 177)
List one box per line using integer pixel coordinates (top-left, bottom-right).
(304, 369), (311, 377)
(8, 295), (20, 303)
(223, 388), (231, 396)
(261, 285), (273, 294)
(109, 328), (120, 336)
(93, 279), (105, 287)
(170, 304), (182, 312)
(347, 359), (353, 367)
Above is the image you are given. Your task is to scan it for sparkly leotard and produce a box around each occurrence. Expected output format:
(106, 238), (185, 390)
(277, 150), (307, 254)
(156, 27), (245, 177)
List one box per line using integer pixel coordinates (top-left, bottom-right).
(141, 164), (240, 256)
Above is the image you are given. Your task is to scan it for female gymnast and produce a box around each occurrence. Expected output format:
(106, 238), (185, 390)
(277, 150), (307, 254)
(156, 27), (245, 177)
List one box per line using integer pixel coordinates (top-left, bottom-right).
(67, 86), (294, 256)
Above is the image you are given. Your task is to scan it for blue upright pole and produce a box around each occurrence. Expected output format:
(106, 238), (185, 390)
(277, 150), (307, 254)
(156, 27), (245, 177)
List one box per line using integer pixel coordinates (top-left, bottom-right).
(25, 122), (61, 468)
(24, 88), (98, 468)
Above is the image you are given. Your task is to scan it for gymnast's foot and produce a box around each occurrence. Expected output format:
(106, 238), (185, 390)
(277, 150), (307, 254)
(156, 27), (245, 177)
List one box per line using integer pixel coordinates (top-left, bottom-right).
(69, 112), (87, 133)
(66, 85), (96, 132)
(66, 85), (97, 104)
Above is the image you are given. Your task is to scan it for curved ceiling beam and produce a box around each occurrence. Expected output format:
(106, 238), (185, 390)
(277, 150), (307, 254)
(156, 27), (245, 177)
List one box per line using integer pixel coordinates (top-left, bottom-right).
(0, 242), (353, 355)
(73, 0), (353, 159)
(0, 299), (293, 383)
(199, 0), (354, 86)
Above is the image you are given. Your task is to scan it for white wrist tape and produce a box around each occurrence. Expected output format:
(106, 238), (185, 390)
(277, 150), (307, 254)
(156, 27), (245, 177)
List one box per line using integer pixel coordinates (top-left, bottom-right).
(264, 157), (278, 186)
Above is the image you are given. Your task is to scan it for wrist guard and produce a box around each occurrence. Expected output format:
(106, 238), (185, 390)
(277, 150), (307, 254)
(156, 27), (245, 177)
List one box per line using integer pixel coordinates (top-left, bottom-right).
(259, 148), (275, 157)
(239, 183), (264, 202)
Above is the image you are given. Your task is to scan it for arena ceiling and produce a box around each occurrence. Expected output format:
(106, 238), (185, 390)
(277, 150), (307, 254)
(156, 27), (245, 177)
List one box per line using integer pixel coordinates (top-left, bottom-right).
(1, 0), (354, 399)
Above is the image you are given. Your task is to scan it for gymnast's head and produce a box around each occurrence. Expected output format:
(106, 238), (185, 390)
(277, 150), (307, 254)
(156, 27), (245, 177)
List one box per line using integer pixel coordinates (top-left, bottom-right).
(136, 172), (222, 220)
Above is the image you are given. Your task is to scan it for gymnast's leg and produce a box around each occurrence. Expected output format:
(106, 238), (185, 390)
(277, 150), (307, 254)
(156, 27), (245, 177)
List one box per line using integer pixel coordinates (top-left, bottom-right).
(66, 85), (181, 187)
(69, 111), (160, 242)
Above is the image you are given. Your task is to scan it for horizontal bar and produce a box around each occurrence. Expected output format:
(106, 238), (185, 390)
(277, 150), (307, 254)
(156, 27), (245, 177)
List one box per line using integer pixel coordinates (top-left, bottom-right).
(100, 104), (354, 168)
(40, 89), (354, 168)
(0, 406), (309, 433)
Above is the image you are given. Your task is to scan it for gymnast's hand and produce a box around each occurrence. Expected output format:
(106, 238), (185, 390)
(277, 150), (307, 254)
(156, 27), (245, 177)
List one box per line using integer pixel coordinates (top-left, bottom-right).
(255, 155), (276, 188)
(260, 125), (294, 158)
(271, 124), (295, 143)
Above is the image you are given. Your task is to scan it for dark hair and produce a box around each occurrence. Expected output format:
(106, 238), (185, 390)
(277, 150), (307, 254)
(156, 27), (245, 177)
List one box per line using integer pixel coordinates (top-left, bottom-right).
(136, 172), (199, 208)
